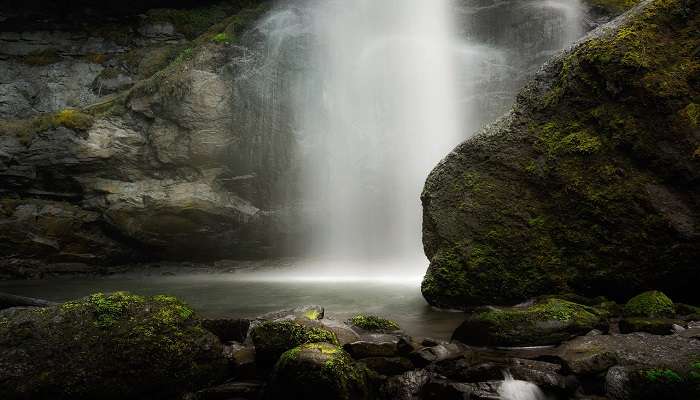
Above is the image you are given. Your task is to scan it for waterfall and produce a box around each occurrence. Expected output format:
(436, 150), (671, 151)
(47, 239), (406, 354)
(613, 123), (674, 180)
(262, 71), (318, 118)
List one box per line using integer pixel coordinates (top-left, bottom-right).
(236, 0), (587, 278)
(295, 0), (463, 270)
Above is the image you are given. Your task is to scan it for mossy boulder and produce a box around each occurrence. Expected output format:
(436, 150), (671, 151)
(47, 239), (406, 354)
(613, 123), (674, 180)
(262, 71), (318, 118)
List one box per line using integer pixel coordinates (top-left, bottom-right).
(421, 0), (700, 309)
(619, 317), (684, 334)
(624, 290), (675, 317)
(250, 320), (339, 367)
(348, 314), (400, 332)
(266, 342), (370, 400)
(451, 298), (608, 346)
(0, 292), (227, 400)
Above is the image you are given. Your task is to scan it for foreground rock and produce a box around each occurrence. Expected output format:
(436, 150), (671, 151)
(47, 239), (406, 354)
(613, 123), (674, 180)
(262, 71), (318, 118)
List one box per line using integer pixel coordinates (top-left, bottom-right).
(452, 298), (608, 346)
(0, 292), (227, 400)
(267, 342), (370, 400)
(421, 0), (700, 309)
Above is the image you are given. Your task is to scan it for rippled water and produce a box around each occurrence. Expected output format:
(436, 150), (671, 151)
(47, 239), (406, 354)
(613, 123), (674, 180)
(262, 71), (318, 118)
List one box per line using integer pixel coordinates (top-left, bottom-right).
(0, 269), (465, 339)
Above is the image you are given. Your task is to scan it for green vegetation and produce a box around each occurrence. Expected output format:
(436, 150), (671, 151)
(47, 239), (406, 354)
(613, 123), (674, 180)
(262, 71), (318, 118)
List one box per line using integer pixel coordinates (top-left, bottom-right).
(348, 314), (400, 331)
(304, 309), (322, 320)
(212, 32), (232, 44)
(422, 0), (700, 308)
(0, 108), (95, 144)
(644, 368), (683, 383)
(0, 292), (226, 399)
(271, 343), (368, 400)
(251, 320), (338, 366)
(624, 291), (675, 317)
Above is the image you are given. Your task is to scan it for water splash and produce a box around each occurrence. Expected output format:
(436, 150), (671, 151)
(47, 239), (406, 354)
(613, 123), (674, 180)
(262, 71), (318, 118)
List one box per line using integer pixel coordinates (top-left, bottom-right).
(498, 371), (547, 400)
(295, 0), (464, 270)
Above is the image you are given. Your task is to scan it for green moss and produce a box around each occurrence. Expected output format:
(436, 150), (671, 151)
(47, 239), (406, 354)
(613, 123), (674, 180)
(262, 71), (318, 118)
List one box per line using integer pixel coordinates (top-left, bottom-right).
(0, 292), (226, 399)
(348, 314), (400, 331)
(211, 32), (232, 44)
(304, 309), (321, 320)
(0, 108), (94, 145)
(624, 291), (675, 317)
(272, 343), (368, 400)
(645, 368), (683, 383)
(251, 320), (339, 366)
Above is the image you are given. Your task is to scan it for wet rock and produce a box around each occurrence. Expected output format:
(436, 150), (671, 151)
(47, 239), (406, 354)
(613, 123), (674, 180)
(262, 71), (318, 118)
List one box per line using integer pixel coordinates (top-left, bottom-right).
(410, 343), (468, 367)
(267, 342), (369, 400)
(421, 377), (474, 400)
(358, 356), (415, 376)
(380, 369), (433, 400)
(305, 318), (360, 345)
(347, 314), (400, 332)
(452, 299), (607, 346)
(344, 340), (399, 359)
(557, 332), (700, 376)
(618, 317), (684, 335)
(223, 343), (257, 380)
(194, 381), (262, 400)
(605, 365), (700, 400)
(202, 318), (250, 342)
(250, 320), (337, 367)
(420, 0), (700, 309)
(0, 292), (227, 400)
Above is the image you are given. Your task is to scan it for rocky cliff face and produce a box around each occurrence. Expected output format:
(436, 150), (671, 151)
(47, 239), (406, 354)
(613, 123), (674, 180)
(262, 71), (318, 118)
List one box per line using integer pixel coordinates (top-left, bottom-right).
(0, 1), (300, 277)
(422, 0), (699, 309)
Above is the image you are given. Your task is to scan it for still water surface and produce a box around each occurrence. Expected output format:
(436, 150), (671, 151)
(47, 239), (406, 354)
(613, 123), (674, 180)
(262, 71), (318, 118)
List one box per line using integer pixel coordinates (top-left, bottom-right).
(0, 271), (465, 339)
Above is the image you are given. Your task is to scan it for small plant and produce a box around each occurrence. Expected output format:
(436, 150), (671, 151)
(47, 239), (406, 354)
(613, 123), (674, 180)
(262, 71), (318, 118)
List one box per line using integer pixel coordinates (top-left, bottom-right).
(645, 368), (682, 383)
(52, 109), (94, 131)
(212, 32), (232, 44)
(348, 314), (400, 331)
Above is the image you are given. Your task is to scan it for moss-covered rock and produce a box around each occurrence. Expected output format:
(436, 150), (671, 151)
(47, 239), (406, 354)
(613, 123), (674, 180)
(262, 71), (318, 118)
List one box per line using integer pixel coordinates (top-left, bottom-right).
(0, 292), (227, 400)
(624, 290), (676, 317)
(250, 320), (339, 367)
(267, 342), (370, 400)
(348, 314), (400, 332)
(619, 317), (684, 334)
(421, 0), (700, 309)
(451, 298), (608, 346)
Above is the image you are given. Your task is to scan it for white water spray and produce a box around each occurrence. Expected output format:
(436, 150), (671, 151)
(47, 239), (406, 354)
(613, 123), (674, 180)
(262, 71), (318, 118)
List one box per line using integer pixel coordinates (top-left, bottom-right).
(498, 371), (547, 400)
(296, 0), (463, 271)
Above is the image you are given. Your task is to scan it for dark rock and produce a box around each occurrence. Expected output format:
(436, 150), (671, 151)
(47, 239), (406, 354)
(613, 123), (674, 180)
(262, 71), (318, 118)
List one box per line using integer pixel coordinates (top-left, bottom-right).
(619, 317), (684, 335)
(380, 369), (433, 400)
(266, 342), (369, 400)
(223, 343), (257, 380)
(409, 343), (468, 367)
(202, 318), (250, 342)
(250, 320), (338, 367)
(421, 377), (473, 400)
(358, 356), (414, 376)
(452, 298), (608, 346)
(557, 332), (700, 376)
(0, 292), (227, 400)
(344, 340), (399, 359)
(420, 0), (700, 309)
(194, 381), (262, 400)
(605, 365), (700, 400)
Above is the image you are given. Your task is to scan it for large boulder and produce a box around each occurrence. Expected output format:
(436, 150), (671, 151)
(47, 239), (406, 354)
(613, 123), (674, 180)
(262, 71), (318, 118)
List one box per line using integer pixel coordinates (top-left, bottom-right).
(266, 342), (370, 400)
(421, 0), (700, 309)
(0, 292), (227, 400)
(451, 298), (608, 346)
